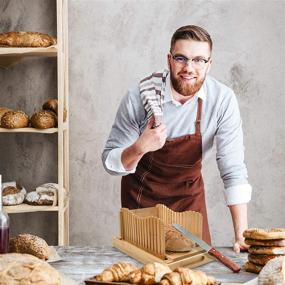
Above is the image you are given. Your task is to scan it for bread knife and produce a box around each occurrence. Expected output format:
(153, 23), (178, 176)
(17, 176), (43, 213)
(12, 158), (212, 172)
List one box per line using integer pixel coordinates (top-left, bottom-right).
(173, 224), (241, 273)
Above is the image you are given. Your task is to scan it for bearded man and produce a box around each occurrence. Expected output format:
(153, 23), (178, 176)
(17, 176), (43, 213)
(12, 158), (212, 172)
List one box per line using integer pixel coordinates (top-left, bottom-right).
(102, 25), (252, 252)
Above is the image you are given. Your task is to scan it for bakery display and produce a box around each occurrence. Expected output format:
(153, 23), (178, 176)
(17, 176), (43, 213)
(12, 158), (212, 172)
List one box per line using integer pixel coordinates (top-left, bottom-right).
(0, 253), (60, 285)
(165, 225), (195, 252)
(243, 228), (285, 273)
(95, 262), (138, 282)
(9, 233), (51, 260)
(1, 110), (29, 128)
(30, 110), (57, 129)
(0, 31), (56, 47)
(2, 181), (26, 206)
(25, 183), (59, 206)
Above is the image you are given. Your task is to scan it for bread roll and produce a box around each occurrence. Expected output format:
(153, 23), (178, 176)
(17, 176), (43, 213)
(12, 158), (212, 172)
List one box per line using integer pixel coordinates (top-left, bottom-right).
(31, 110), (57, 129)
(1, 110), (29, 128)
(2, 183), (26, 206)
(9, 233), (51, 260)
(0, 253), (60, 285)
(243, 228), (285, 240)
(0, 107), (11, 125)
(0, 31), (56, 47)
(43, 98), (67, 122)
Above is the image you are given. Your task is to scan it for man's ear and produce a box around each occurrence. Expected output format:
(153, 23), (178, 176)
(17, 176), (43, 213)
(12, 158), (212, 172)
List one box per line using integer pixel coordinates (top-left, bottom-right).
(206, 58), (213, 74)
(167, 53), (172, 69)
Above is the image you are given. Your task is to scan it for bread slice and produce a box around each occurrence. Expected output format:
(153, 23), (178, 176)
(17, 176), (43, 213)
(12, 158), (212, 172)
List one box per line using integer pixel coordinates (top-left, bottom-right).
(245, 238), (285, 247)
(244, 261), (263, 273)
(249, 246), (285, 255)
(243, 228), (285, 240)
(248, 253), (285, 266)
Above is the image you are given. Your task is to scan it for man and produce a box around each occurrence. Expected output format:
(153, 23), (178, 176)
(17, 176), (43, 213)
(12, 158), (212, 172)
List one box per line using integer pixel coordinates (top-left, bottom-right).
(102, 25), (252, 252)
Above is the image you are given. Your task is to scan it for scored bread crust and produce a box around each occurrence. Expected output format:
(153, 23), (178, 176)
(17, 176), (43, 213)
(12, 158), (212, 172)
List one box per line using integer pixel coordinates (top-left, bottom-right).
(248, 246), (285, 255)
(243, 228), (285, 240)
(244, 261), (263, 273)
(245, 238), (285, 247)
(248, 253), (285, 266)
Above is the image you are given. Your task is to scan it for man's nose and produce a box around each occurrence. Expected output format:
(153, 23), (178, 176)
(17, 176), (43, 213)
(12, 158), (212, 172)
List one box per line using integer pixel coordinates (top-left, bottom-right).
(183, 60), (195, 72)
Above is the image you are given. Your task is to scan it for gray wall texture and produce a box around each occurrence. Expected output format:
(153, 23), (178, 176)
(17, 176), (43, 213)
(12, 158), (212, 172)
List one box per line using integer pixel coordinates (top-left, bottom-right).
(0, 0), (284, 246)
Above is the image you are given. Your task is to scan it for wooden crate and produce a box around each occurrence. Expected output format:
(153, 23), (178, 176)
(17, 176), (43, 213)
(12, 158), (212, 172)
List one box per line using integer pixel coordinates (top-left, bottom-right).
(113, 204), (213, 269)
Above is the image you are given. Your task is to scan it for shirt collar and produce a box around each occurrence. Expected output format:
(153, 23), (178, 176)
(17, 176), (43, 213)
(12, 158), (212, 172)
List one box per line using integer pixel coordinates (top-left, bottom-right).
(164, 73), (206, 106)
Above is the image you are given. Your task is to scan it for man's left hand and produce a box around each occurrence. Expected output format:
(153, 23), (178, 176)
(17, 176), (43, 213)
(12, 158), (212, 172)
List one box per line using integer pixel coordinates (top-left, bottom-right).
(233, 238), (249, 253)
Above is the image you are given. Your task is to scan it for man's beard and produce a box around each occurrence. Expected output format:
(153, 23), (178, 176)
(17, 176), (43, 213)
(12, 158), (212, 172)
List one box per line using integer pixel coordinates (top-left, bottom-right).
(170, 71), (205, 97)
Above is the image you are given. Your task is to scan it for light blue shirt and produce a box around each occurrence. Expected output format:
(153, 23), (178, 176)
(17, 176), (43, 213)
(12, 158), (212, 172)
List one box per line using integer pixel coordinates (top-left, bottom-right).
(102, 74), (252, 205)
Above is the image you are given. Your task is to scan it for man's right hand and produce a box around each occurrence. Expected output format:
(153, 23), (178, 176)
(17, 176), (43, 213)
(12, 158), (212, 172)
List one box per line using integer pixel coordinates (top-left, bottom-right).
(134, 116), (167, 155)
(121, 116), (167, 171)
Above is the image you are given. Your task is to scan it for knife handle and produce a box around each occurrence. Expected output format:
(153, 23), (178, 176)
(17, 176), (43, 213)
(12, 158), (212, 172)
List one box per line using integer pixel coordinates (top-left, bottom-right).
(208, 247), (241, 273)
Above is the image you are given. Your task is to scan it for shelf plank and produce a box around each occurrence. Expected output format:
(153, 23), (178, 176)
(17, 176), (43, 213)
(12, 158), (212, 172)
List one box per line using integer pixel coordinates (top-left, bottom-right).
(0, 46), (57, 68)
(0, 127), (58, 133)
(4, 203), (59, 213)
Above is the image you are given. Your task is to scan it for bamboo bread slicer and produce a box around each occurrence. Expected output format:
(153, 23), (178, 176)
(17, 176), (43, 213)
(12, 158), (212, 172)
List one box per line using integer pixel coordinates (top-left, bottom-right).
(112, 204), (214, 269)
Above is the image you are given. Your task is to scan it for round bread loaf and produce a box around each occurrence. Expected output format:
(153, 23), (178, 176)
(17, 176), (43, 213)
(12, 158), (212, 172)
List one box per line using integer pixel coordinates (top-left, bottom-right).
(2, 184), (26, 206)
(0, 107), (11, 125)
(243, 228), (285, 240)
(248, 253), (285, 266)
(9, 233), (51, 260)
(43, 98), (67, 121)
(258, 256), (285, 285)
(249, 246), (285, 255)
(245, 238), (285, 247)
(244, 261), (263, 273)
(0, 253), (60, 285)
(0, 31), (57, 47)
(1, 110), (29, 128)
(31, 110), (57, 129)
(165, 225), (195, 252)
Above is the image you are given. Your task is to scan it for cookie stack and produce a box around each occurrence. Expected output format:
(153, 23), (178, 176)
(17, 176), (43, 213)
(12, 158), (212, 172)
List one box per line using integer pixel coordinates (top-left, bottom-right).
(243, 228), (285, 273)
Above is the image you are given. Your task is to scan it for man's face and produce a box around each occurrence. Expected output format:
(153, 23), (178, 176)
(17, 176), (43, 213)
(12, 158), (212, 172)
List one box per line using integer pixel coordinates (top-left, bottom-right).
(168, 39), (212, 97)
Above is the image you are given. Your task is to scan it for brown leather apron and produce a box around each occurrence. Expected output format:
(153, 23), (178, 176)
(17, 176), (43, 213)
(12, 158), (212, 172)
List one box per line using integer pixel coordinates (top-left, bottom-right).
(121, 98), (211, 244)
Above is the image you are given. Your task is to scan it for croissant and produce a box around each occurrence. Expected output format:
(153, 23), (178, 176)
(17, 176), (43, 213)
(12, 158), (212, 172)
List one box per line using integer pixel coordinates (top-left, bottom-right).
(160, 267), (217, 285)
(129, 262), (172, 285)
(95, 262), (138, 282)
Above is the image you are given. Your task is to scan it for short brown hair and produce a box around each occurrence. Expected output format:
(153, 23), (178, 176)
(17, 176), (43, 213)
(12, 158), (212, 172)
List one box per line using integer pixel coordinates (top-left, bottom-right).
(170, 25), (212, 52)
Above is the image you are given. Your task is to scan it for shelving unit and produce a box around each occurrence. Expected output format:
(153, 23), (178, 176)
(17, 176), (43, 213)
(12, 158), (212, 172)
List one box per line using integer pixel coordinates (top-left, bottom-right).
(0, 0), (69, 245)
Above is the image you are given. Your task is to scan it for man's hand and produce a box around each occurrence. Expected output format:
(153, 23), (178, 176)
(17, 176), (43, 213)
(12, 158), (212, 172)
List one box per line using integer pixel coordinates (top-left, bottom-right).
(121, 116), (167, 171)
(134, 116), (167, 154)
(233, 237), (249, 253)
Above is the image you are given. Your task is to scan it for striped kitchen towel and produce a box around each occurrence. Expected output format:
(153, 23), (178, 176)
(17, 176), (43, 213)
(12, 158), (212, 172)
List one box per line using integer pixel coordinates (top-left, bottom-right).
(139, 68), (169, 128)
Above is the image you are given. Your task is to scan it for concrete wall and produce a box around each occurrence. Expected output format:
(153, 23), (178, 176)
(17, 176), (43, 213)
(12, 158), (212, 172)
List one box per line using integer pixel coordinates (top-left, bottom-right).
(0, 0), (284, 246)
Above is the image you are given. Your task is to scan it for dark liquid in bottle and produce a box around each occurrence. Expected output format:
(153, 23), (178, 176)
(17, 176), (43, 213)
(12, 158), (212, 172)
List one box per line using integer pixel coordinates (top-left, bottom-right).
(0, 227), (9, 253)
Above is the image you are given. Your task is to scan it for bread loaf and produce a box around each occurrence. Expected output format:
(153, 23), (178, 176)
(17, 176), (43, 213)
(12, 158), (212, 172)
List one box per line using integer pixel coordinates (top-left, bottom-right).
(9, 233), (51, 260)
(42, 98), (67, 122)
(1, 110), (29, 128)
(0, 31), (56, 47)
(2, 182), (26, 206)
(243, 228), (285, 240)
(0, 253), (60, 285)
(0, 107), (11, 125)
(31, 110), (57, 129)
(249, 246), (285, 255)
(248, 253), (285, 266)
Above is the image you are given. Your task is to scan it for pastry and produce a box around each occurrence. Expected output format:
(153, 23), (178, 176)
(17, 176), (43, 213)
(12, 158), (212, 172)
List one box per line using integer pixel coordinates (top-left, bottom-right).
(42, 98), (67, 121)
(1, 110), (29, 128)
(258, 256), (285, 284)
(2, 182), (26, 206)
(31, 110), (57, 129)
(248, 253), (285, 266)
(165, 225), (195, 252)
(244, 261), (263, 273)
(245, 238), (285, 247)
(129, 262), (172, 285)
(95, 262), (138, 282)
(160, 267), (217, 285)
(25, 183), (59, 206)
(243, 228), (285, 240)
(0, 31), (56, 47)
(0, 253), (60, 285)
(249, 246), (285, 255)
(9, 233), (51, 260)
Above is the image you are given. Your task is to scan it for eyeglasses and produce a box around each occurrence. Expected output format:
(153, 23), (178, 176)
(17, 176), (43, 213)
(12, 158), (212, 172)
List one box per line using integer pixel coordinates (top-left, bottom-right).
(170, 53), (211, 69)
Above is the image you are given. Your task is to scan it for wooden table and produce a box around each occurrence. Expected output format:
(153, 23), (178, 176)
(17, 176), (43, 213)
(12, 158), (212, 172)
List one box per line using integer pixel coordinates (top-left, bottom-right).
(53, 246), (257, 285)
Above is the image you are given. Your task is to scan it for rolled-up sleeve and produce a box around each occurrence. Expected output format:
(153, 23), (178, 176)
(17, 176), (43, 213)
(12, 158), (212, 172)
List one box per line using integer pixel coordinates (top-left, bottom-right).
(215, 91), (252, 205)
(102, 86), (145, 176)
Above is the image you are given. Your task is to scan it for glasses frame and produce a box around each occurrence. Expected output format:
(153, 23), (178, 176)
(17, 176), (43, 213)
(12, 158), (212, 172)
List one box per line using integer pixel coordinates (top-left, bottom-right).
(170, 52), (211, 69)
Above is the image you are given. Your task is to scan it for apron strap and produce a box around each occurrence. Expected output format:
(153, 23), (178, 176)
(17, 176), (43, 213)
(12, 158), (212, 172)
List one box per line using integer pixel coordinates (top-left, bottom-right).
(195, 98), (202, 135)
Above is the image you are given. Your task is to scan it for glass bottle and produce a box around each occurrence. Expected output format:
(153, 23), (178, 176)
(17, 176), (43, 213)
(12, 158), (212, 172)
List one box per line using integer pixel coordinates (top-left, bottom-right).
(0, 175), (9, 253)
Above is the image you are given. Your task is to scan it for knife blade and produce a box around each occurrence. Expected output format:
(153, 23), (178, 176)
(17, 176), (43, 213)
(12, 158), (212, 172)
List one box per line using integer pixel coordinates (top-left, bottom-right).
(173, 224), (241, 273)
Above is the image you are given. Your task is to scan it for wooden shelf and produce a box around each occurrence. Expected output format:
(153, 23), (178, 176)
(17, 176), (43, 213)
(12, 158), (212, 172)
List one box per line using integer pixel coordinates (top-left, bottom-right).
(0, 127), (58, 133)
(0, 46), (57, 68)
(4, 203), (59, 213)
